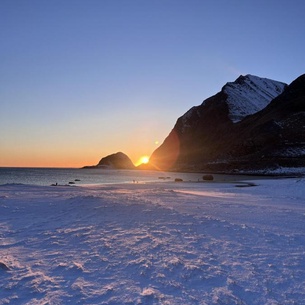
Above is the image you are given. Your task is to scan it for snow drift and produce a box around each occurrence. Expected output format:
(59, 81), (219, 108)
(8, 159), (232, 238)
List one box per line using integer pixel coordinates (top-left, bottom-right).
(1, 178), (305, 304)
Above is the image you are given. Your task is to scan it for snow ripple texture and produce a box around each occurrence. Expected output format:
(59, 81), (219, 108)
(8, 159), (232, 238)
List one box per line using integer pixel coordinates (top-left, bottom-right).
(224, 75), (286, 123)
(0, 179), (305, 304)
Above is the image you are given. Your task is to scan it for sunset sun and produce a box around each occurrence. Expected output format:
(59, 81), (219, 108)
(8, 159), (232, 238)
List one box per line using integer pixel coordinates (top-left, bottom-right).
(140, 156), (149, 164)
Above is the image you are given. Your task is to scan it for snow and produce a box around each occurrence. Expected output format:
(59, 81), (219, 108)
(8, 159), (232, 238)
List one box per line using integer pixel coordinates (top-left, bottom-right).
(178, 74), (286, 133)
(1, 178), (305, 304)
(224, 75), (286, 122)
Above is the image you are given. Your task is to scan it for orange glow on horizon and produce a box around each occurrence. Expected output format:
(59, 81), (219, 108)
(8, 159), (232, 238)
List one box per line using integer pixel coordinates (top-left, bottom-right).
(0, 143), (157, 169)
(135, 155), (150, 167)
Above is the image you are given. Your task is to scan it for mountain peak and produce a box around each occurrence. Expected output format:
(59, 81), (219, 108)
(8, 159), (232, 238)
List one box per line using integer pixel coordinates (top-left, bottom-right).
(223, 74), (287, 122)
(176, 74), (287, 136)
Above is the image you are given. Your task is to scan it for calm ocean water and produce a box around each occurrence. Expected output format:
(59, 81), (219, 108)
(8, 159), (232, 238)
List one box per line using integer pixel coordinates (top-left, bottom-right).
(0, 167), (206, 186)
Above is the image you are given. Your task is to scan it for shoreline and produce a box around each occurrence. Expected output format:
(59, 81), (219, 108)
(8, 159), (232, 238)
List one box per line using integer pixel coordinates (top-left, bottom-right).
(0, 173), (299, 189)
(0, 165), (303, 188)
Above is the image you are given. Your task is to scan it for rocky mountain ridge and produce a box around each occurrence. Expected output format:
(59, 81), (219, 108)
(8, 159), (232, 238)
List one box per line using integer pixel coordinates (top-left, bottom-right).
(223, 75), (286, 122)
(148, 74), (305, 174)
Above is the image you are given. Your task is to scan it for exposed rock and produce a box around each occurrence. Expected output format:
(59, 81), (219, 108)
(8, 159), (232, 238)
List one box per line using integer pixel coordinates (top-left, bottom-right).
(203, 174), (214, 181)
(174, 178), (183, 182)
(0, 262), (10, 271)
(83, 152), (135, 170)
(97, 152), (135, 170)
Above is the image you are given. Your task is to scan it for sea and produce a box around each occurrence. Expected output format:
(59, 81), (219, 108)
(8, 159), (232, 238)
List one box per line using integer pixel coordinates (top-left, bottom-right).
(0, 167), (208, 187)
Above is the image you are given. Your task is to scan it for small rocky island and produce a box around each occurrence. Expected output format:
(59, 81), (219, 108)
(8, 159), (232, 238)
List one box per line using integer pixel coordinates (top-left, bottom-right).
(83, 152), (135, 170)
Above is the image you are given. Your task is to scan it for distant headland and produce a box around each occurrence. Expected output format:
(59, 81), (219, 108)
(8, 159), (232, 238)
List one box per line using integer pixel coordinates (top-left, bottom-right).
(83, 152), (136, 170)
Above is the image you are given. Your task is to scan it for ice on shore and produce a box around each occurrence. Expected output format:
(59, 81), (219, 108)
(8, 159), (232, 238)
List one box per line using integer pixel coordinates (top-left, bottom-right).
(0, 178), (305, 304)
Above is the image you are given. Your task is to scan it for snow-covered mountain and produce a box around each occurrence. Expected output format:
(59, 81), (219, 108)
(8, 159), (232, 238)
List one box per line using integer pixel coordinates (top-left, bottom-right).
(148, 74), (305, 174)
(175, 75), (286, 138)
(224, 75), (286, 122)
(180, 74), (286, 128)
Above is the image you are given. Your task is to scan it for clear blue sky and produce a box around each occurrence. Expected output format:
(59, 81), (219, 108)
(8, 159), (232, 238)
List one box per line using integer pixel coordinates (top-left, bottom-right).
(1, 0), (305, 167)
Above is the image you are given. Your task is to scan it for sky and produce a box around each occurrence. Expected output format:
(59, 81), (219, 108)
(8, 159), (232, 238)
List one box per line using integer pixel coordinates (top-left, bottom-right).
(1, 0), (305, 168)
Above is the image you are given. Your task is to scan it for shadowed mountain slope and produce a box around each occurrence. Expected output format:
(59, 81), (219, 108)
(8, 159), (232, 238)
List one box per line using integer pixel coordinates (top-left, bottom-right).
(148, 74), (305, 174)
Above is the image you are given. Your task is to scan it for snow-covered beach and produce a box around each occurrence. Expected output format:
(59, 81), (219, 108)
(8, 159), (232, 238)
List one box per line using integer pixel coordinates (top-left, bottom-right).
(1, 178), (305, 304)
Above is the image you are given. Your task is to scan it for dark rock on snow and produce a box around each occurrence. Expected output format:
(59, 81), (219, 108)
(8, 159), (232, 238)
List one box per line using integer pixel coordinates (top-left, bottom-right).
(203, 174), (214, 181)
